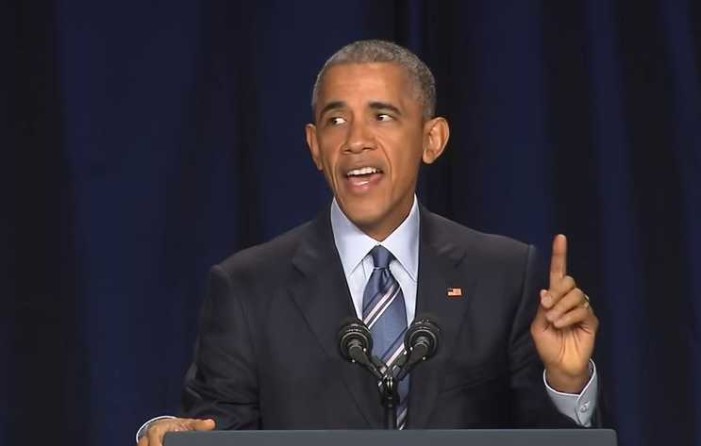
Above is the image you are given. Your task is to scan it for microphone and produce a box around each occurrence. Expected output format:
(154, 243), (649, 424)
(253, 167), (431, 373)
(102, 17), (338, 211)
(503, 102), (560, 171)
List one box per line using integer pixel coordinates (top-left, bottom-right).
(338, 318), (383, 380)
(396, 316), (440, 381)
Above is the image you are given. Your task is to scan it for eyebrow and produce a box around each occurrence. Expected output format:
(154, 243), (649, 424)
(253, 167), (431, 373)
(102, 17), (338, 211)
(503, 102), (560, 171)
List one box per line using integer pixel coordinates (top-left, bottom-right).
(368, 101), (402, 116)
(318, 100), (403, 119)
(318, 101), (346, 118)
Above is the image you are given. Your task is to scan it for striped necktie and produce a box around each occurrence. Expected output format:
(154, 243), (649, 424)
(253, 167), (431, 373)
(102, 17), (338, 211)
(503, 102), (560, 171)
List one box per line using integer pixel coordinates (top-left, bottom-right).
(362, 245), (409, 429)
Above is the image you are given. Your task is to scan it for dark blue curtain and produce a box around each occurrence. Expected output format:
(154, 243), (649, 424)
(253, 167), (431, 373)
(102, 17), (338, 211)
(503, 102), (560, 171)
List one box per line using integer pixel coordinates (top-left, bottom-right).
(4, 1), (700, 445)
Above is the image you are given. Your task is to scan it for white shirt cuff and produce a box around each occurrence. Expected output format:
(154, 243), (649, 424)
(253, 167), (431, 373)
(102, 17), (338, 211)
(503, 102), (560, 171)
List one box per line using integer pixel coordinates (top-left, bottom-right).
(543, 360), (598, 426)
(135, 415), (176, 443)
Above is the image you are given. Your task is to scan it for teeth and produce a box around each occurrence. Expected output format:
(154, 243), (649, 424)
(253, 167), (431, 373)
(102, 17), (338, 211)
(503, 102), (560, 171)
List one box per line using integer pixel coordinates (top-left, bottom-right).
(347, 167), (380, 177)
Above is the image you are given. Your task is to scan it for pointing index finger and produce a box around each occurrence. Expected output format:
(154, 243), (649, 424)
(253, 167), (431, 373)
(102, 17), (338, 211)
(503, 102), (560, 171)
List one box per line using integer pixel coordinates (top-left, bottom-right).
(550, 234), (568, 286)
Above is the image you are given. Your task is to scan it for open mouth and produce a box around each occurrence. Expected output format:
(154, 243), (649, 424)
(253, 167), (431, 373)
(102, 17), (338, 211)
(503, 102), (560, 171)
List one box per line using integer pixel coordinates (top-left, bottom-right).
(346, 166), (382, 177)
(344, 166), (384, 189)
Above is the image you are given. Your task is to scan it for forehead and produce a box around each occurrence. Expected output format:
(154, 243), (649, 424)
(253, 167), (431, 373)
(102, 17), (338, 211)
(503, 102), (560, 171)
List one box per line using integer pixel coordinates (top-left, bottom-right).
(316, 62), (419, 110)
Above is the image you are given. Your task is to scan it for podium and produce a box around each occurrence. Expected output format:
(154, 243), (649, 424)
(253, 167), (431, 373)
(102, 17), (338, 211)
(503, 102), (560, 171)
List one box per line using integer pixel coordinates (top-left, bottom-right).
(165, 429), (617, 446)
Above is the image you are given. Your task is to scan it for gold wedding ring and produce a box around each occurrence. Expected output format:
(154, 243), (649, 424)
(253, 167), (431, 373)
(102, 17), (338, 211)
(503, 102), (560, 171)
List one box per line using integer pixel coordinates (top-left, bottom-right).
(582, 294), (591, 309)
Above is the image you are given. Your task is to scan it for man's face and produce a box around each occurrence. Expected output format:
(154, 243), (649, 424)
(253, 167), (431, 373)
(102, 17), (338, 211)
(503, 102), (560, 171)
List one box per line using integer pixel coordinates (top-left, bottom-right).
(306, 62), (447, 240)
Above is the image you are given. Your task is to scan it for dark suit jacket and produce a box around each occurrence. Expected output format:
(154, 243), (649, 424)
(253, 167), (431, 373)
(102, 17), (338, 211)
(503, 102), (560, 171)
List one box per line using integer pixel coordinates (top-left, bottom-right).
(181, 205), (577, 429)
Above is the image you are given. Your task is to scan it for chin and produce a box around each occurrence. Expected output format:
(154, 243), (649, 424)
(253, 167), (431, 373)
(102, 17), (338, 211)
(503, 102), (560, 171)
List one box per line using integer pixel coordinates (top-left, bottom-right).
(346, 208), (384, 228)
(339, 201), (385, 227)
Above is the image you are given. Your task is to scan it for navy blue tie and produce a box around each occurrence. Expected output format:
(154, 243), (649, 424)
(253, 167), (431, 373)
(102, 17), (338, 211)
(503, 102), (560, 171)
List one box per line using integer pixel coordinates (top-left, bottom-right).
(362, 245), (409, 428)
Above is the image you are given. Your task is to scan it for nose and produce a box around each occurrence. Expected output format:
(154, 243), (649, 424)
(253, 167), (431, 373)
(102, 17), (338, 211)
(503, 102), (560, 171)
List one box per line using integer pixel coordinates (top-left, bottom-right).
(344, 119), (375, 153)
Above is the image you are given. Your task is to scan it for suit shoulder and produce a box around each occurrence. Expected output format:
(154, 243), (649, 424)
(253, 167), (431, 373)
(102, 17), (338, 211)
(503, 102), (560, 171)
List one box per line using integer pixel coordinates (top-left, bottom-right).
(426, 212), (532, 260)
(216, 220), (314, 276)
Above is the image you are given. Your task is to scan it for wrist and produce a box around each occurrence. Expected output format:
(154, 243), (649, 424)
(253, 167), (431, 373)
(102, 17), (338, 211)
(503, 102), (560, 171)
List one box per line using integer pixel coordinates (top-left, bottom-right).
(545, 367), (590, 393)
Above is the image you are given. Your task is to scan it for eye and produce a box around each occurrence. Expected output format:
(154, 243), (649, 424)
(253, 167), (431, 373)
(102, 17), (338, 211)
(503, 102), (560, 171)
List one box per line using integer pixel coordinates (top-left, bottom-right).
(328, 116), (347, 126)
(376, 113), (394, 122)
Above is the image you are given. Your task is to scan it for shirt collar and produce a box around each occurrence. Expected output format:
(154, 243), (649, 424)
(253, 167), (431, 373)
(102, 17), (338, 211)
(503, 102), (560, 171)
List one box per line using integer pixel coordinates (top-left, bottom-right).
(330, 196), (420, 281)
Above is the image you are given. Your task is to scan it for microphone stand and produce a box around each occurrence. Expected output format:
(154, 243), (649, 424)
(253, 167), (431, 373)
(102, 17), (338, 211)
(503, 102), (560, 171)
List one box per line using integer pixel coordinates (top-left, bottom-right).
(342, 337), (400, 428)
(358, 346), (433, 429)
(379, 319), (440, 429)
(338, 318), (439, 430)
(366, 355), (400, 429)
(380, 373), (399, 429)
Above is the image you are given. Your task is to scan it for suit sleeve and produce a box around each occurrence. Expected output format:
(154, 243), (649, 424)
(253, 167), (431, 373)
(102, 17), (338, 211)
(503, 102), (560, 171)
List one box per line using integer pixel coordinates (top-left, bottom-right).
(507, 245), (579, 427)
(181, 264), (261, 429)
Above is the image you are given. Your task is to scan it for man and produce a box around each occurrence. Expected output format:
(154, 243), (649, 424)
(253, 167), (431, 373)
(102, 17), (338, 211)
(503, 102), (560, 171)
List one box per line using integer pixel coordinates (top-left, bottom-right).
(137, 40), (599, 446)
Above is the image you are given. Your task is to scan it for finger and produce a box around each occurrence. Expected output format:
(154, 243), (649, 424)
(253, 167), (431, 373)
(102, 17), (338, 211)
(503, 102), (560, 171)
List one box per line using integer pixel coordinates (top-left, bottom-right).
(189, 418), (216, 431)
(542, 275), (576, 309)
(147, 425), (163, 446)
(531, 289), (551, 331)
(551, 274), (577, 296)
(138, 436), (149, 446)
(549, 234), (568, 287)
(546, 287), (584, 323)
(553, 305), (599, 330)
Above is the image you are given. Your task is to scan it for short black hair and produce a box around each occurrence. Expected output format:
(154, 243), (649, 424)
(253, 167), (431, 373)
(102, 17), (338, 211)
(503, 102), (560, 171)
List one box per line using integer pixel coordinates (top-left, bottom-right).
(311, 40), (436, 119)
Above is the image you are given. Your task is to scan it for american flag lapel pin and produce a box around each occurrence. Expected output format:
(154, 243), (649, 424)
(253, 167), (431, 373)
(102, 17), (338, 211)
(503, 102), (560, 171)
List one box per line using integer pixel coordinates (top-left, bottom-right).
(447, 287), (463, 298)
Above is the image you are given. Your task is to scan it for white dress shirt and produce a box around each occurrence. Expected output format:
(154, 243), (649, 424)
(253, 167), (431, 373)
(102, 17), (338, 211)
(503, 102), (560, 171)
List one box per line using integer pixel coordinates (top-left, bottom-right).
(330, 195), (420, 325)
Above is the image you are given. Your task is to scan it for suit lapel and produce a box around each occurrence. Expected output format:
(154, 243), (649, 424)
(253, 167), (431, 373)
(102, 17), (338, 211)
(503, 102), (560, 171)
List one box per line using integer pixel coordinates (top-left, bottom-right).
(408, 208), (472, 428)
(288, 209), (383, 427)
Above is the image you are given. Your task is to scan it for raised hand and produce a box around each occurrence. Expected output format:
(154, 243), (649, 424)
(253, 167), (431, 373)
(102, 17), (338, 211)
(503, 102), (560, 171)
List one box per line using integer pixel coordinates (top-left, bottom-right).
(137, 418), (215, 446)
(530, 234), (599, 393)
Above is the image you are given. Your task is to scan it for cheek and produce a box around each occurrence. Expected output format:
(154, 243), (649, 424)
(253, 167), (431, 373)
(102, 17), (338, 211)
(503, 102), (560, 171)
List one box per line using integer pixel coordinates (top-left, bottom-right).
(390, 150), (423, 188)
(390, 138), (424, 169)
(315, 146), (339, 176)
(315, 133), (343, 166)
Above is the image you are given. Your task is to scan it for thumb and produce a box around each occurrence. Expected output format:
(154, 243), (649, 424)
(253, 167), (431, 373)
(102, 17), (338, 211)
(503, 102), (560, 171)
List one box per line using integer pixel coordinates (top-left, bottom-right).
(188, 418), (216, 431)
(531, 289), (550, 333)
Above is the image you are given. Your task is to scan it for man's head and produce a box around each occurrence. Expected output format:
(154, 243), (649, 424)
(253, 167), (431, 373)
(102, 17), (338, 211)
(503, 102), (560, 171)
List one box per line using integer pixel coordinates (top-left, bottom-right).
(311, 40), (437, 120)
(305, 40), (450, 241)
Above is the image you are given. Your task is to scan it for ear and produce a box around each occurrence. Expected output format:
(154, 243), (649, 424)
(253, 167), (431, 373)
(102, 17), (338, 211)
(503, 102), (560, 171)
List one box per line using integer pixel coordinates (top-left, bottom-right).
(421, 117), (450, 165)
(305, 123), (323, 171)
